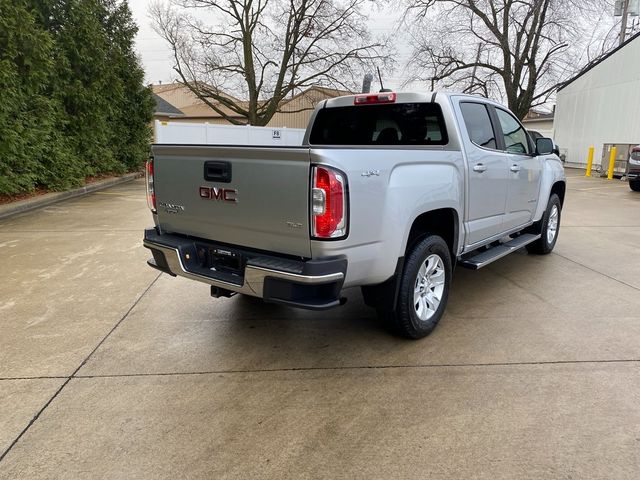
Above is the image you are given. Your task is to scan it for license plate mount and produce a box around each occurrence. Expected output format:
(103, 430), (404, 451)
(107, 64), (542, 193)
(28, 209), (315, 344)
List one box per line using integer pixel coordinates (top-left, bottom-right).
(208, 247), (244, 275)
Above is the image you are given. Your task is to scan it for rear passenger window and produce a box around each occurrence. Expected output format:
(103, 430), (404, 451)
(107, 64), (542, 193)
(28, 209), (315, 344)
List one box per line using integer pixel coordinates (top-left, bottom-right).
(460, 103), (497, 150)
(309, 103), (448, 146)
(495, 108), (531, 155)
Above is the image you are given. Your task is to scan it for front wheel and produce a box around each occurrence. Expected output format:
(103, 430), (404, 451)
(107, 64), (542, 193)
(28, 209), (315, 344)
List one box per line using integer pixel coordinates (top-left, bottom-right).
(526, 193), (561, 255)
(630, 180), (640, 192)
(380, 235), (452, 339)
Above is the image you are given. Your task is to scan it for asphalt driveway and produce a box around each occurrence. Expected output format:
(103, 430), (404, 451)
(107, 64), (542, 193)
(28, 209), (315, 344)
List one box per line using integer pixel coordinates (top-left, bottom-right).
(1, 170), (639, 479)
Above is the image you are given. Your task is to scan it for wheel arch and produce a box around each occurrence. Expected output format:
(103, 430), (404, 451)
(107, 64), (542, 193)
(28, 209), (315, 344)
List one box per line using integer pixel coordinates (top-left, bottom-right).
(405, 208), (460, 260)
(533, 160), (566, 222)
(550, 180), (566, 207)
(362, 207), (459, 312)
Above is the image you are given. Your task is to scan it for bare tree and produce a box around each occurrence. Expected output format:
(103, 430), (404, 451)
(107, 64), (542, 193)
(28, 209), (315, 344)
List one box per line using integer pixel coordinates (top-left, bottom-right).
(404, 0), (613, 119)
(150, 0), (389, 125)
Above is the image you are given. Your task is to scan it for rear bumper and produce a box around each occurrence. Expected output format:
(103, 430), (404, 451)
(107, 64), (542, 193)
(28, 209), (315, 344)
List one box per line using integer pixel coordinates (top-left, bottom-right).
(143, 228), (347, 310)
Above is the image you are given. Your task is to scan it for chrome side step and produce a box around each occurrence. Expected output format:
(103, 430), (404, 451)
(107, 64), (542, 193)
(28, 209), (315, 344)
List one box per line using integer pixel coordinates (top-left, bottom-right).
(459, 233), (541, 270)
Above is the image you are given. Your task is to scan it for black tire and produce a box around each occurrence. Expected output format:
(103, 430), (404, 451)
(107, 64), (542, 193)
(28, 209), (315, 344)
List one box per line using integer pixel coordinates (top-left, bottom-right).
(526, 193), (561, 255)
(379, 235), (452, 339)
(630, 180), (640, 192)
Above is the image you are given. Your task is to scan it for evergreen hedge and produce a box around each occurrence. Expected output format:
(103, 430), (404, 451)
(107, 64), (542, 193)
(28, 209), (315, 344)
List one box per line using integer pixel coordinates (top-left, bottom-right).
(0, 0), (153, 195)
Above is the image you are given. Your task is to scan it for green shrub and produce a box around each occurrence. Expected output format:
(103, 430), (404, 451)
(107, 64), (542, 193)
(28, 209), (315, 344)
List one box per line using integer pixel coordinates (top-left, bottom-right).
(0, 0), (153, 195)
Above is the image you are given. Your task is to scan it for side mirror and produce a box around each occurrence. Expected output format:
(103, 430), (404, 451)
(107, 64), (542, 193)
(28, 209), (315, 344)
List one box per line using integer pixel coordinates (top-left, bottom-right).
(553, 144), (560, 156)
(536, 137), (554, 155)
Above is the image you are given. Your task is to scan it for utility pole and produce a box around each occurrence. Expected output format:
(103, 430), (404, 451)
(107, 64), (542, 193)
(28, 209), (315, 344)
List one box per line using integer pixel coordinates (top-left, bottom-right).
(619, 0), (630, 45)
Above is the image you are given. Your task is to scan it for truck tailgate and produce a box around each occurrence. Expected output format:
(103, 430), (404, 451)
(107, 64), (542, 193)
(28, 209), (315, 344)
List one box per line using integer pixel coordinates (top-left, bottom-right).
(152, 145), (311, 258)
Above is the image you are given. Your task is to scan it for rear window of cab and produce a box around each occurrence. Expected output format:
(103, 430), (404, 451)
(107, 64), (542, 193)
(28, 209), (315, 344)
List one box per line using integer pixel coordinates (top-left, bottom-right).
(309, 103), (449, 146)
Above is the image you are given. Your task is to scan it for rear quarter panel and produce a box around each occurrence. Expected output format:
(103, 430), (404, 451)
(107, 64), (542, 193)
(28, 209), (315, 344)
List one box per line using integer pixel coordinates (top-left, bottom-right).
(310, 147), (464, 287)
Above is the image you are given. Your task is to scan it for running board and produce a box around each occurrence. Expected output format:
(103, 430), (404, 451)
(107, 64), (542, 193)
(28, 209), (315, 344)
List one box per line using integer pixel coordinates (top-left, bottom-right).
(459, 234), (541, 270)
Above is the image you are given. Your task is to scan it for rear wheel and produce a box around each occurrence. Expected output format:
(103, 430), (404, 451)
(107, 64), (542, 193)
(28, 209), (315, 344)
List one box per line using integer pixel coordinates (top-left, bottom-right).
(526, 193), (561, 254)
(379, 235), (452, 339)
(630, 180), (640, 192)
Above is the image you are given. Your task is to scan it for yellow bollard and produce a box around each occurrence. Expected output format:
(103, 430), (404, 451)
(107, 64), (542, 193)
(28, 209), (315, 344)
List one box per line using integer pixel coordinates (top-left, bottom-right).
(607, 146), (617, 180)
(585, 146), (594, 177)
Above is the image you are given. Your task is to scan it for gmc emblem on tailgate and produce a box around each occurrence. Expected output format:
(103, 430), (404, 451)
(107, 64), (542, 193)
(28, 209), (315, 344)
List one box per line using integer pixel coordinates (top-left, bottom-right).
(199, 186), (237, 203)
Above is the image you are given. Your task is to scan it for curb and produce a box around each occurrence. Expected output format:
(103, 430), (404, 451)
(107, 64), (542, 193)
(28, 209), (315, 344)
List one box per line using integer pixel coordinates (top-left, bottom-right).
(0, 172), (143, 220)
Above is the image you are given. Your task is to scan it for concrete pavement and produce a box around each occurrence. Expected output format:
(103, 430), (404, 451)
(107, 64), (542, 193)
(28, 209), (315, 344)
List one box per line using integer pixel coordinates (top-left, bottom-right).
(1, 171), (639, 478)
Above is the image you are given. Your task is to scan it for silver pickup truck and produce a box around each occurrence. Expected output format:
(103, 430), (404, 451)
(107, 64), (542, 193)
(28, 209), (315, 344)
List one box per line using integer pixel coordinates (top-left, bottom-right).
(143, 92), (565, 338)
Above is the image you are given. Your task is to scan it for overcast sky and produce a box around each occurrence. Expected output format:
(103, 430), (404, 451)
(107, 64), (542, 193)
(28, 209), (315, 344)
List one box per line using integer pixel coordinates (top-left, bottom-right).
(130, 0), (175, 85)
(129, 0), (411, 89)
(129, 1), (629, 97)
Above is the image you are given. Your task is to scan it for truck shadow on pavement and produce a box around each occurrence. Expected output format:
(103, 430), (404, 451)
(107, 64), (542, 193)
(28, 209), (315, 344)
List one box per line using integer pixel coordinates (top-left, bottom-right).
(198, 263), (520, 371)
(82, 252), (576, 376)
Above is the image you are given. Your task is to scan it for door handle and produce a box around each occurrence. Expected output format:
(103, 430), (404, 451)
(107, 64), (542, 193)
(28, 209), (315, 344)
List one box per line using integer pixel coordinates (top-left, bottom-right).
(473, 163), (487, 173)
(510, 164), (521, 173)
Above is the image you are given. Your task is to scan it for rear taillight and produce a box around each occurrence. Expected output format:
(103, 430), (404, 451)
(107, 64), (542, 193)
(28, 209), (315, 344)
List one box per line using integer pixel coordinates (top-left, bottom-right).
(146, 157), (156, 213)
(311, 165), (348, 239)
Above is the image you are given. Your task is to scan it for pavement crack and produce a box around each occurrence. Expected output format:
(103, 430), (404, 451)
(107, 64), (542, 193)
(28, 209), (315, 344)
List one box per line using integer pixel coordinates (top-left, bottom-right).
(67, 273), (162, 379)
(551, 251), (640, 292)
(6, 358), (640, 382)
(0, 376), (67, 382)
(0, 272), (162, 464)
(69, 358), (640, 380)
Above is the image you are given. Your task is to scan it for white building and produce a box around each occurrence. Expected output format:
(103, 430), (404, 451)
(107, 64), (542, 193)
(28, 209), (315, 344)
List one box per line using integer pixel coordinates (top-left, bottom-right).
(554, 31), (640, 170)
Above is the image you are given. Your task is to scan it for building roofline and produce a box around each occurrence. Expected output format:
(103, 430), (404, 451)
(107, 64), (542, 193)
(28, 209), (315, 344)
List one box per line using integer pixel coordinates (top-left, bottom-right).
(522, 112), (554, 122)
(558, 30), (640, 92)
(152, 92), (184, 117)
(155, 111), (185, 117)
(522, 116), (553, 123)
(276, 85), (354, 108)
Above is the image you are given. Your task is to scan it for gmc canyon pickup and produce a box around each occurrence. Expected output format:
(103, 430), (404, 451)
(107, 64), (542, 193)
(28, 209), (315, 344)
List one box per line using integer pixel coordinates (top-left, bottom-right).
(143, 91), (566, 338)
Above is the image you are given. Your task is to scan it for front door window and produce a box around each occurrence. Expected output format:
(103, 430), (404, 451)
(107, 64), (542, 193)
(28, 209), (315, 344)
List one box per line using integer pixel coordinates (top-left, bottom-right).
(495, 109), (531, 155)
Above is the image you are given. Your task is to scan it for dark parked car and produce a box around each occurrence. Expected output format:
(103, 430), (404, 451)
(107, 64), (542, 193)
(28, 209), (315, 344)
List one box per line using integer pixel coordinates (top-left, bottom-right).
(627, 145), (640, 191)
